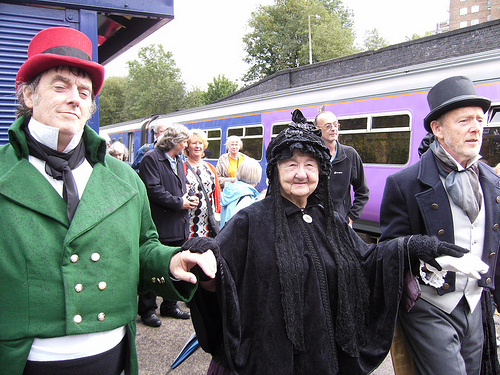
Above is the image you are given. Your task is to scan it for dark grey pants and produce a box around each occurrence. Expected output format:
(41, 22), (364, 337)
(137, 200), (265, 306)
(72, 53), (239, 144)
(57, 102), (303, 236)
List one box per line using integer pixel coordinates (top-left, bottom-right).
(399, 296), (483, 375)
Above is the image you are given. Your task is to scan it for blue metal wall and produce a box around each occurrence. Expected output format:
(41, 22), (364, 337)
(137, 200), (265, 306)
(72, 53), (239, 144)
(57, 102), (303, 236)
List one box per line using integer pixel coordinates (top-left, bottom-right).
(0, 3), (98, 145)
(0, 0), (174, 146)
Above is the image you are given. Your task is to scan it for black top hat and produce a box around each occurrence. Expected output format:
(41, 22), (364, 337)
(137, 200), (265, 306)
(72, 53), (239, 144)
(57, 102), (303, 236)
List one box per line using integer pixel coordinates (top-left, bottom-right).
(423, 76), (491, 132)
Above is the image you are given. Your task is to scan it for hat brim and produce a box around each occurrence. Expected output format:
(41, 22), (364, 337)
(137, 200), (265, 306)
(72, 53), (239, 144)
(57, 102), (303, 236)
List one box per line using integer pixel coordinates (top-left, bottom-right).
(16, 53), (105, 95)
(424, 95), (491, 132)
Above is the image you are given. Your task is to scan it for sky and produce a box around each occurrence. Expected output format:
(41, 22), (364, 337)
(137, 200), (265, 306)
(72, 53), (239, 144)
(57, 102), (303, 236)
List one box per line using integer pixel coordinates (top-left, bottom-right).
(104, 0), (450, 90)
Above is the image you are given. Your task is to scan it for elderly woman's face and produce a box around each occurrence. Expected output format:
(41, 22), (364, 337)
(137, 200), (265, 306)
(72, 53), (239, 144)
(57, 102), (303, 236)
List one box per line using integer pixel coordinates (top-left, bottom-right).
(277, 149), (319, 207)
(187, 137), (205, 159)
(227, 141), (240, 155)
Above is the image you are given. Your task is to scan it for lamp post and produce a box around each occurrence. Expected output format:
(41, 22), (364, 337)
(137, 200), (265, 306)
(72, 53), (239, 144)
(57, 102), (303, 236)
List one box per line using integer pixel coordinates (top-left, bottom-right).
(308, 14), (321, 64)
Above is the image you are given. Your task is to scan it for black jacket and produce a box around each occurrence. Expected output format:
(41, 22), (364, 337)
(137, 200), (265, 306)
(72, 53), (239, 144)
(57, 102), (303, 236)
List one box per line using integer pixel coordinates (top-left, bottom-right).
(329, 142), (369, 222)
(139, 148), (189, 243)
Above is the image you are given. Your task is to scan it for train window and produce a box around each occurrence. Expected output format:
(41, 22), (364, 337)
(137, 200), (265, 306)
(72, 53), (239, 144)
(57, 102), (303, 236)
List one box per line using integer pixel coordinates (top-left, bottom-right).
(271, 123), (288, 138)
(226, 126), (264, 160)
(339, 112), (411, 165)
(340, 117), (367, 131)
(127, 132), (135, 164)
(372, 114), (410, 129)
(481, 126), (500, 167)
(341, 132), (411, 164)
(488, 107), (500, 123)
(228, 128), (244, 137)
(206, 129), (222, 160)
(246, 127), (263, 136)
(483, 106), (500, 167)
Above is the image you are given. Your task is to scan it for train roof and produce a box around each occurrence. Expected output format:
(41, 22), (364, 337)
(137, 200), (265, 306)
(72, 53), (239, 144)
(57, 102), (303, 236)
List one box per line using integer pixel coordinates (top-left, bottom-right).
(220, 18), (500, 102)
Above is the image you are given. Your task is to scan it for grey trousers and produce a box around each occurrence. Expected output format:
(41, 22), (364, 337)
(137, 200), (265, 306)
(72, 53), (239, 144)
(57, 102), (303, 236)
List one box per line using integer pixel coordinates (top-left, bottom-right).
(398, 296), (483, 375)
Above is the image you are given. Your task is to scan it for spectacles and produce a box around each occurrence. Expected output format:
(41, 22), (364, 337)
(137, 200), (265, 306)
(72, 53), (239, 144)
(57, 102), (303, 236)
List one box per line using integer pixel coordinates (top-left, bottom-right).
(321, 122), (340, 130)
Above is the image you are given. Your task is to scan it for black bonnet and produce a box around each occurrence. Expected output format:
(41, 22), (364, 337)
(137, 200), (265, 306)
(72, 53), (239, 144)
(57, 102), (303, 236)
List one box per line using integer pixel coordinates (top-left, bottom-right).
(266, 109), (331, 181)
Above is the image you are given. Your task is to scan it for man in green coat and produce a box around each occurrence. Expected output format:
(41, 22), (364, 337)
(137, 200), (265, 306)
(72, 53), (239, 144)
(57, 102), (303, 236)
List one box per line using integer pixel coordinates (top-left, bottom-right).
(0, 27), (216, 375)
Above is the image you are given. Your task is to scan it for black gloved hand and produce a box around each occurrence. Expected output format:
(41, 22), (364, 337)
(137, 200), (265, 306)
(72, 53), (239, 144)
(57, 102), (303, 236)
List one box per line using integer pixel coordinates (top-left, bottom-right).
(181, 237), (219, 281)
(181, 237), (219, 254)
(406, 234), (468, 271)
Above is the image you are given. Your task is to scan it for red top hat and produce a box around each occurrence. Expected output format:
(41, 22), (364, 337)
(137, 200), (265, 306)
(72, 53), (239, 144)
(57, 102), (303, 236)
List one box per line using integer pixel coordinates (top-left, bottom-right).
(16, 27), (105, 94)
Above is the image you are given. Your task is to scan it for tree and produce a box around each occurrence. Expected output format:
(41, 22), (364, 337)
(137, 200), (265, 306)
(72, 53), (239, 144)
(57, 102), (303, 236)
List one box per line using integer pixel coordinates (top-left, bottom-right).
(363, 28), (389, 51)
(205, 74), (239, 103)
(242, 0), (356, 82)
(125, 44), (187, 119)
(99, 76), (127, 126)
(183, 88), (208, 108)
(405, 31), (433, 41)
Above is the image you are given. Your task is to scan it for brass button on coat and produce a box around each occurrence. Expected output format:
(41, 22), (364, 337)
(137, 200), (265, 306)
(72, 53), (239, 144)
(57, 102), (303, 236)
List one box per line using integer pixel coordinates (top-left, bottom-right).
(490, 253), (497, 258)
(97, 312), (106, 321)
(431, 203), (439, 210)
(486, 278), (492, 285)
(437, 229), (445, 236)
(98, 281), (107, 291)
(442, 283), (450, 290)
(493, 224), (499, 231)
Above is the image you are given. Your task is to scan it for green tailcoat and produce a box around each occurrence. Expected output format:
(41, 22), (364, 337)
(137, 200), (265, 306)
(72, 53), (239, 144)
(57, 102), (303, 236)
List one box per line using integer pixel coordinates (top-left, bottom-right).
(0, 117), (197, 374)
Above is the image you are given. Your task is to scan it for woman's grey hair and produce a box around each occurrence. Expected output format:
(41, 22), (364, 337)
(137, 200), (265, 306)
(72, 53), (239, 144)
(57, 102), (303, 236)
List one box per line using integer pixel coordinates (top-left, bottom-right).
(236, 158), (262, 185)
(108, 141), (129, 160)
(156, 123), (191, 152)
(16, 66), (97, 119)
(225, 135), (243, 150)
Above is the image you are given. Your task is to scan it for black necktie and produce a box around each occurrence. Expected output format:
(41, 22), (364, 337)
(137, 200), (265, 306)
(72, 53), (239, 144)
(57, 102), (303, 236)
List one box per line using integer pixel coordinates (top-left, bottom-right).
(24, 128), (86, 222)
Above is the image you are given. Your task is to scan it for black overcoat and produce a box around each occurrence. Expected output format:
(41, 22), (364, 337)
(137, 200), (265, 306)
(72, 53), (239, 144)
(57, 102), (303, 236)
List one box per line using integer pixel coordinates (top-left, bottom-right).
(192, 196), (407, 374)
(139, 148), (189, 243)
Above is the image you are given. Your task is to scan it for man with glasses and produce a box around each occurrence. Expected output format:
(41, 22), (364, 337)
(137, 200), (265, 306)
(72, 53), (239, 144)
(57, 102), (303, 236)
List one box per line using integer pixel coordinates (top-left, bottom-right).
(315, 111), (369, 226)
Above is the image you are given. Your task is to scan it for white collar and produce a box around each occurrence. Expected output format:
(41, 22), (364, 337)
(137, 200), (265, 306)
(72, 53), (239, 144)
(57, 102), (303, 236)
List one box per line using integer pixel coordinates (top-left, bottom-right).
(28, 118), (83, 153)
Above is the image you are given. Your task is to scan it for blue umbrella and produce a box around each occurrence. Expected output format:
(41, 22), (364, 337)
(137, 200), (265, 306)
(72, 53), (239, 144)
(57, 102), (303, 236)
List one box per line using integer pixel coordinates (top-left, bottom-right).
(166, 332), (200, 374)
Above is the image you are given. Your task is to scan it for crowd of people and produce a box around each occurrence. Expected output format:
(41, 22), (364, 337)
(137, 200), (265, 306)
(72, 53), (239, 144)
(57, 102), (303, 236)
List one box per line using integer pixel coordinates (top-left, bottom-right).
(1, 26), (499, 375)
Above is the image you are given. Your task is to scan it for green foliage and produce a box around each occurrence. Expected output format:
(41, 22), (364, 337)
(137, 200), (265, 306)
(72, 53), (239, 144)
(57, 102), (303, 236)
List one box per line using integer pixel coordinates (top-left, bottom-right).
(363, 28), (389, 51)
(183, 88), (208, 108)
(99, 76), (127, 126)
(242, 0), (356, 82)
(124, 44), (187, 119)
(205, 74), (239, 104)
(405, 31), (433, 41)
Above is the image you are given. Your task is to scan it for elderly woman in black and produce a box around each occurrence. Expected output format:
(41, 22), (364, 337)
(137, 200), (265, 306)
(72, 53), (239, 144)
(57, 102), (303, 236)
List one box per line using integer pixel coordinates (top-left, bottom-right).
(189, 110), (472, 375)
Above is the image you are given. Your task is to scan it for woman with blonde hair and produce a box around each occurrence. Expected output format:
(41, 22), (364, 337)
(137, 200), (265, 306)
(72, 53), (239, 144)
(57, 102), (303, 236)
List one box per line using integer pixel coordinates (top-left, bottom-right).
(184, 129), (221, 238)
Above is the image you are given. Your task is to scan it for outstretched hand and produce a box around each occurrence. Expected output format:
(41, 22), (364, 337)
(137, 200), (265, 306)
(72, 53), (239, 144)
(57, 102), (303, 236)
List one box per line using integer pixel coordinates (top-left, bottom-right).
(406, 234), (468, 271)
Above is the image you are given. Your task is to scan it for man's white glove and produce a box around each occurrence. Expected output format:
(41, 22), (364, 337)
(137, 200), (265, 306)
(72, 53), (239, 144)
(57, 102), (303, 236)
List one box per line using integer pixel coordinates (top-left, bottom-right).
(427, 253), (489, 280)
